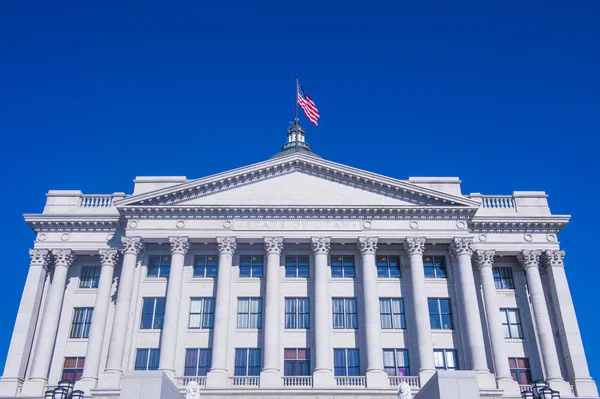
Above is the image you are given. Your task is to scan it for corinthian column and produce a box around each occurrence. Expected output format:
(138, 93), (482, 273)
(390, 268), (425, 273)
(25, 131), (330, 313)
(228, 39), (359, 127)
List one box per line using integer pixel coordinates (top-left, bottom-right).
(542, 250), (598, 397)
(206, 237), (236, 388)
(260, 237), (284, 388)
(159, 237), (190, 378)
(311, 237), (334, 388)
(22, 249), (75, 396)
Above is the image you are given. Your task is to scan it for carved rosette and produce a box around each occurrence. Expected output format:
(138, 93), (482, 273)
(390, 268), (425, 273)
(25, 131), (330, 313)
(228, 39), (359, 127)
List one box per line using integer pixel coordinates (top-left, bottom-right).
(29, 249), (51, 268)
(52, 249), (75, 267)
(217, 237), (237, 255)
(450, 237), (474, 257)
(311, 237), (331, 255)
(518, 250), (542, 270)
(122, 236), (143, 255)
(357, 237), (378, 255)
(169, 236), (190, 255)
(264, 237), (283, 255)
(542, 250), (565, 268)
(99, 249), (120, 267)
(403, 237), (425, 256)
(474, 250), (495, 269)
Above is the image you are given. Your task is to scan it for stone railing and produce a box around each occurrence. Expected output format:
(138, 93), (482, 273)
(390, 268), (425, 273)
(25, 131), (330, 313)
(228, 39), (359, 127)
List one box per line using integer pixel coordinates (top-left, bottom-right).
(519, 385), (532, 393)
(335, 376), (366, 387)
(388, 375), (420, 388)
(282, 376), (313, 387)
(175, 376), (206, 387)
(79, 195), (115, 208)
(480, 195), (516, 210)
(229, 376), (260, 387)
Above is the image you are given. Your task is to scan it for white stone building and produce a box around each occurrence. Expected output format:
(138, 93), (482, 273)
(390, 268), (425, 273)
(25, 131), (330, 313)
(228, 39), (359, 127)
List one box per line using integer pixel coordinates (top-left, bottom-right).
(0, 123), (597, 398)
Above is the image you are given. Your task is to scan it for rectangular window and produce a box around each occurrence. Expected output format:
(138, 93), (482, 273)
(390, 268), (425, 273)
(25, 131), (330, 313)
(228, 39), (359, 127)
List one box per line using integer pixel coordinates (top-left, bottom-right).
(237, 298), (262, 328)
(434, 349), (458, 370)
(239, 255), (264, 278)
(379, 298), (405, 329)
(62, 357), (85, 382)
(383, 349), (409, 376)
(79, 266), (101, 288)
(333, 349), (359, 376)
(493, 267), (515, 289)
(189, 298), (215, 329)
(332, 298), (357, 329)
(193, 255), (218, 278)
(331, 255), (355, 278)
(428, 298), (453, 330)
(423, 255), (447, 278)
(140, 297), (166, 329)
(509, 358), (532, 385)
(147, 255), (171, 278)
(70, 308), (93, 339)
(500, 309), (523, 339)
(184, 349), (212, 376)
(285, 298), (310, 329)
(377, 255), (401, 278)
(284, 348), (310, 376)
(135, 349), (160, 371)
(285, 255), (309, 278)
(234, 348), (261, 376)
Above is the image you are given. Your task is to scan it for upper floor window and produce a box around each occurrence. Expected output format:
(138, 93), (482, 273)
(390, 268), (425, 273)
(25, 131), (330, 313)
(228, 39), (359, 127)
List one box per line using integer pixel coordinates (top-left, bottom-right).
(135, 349), (160, 371)
(424, 255), (447, 278)
(500, 309), (523, 339)
(428, 298), (453, 330)
(79, 266), (100, 288)
(284, 348), (310, 376)
(334, 349), (359, 376)
(331, 255), (355, 278)
(189, 298), (215, 329)
(332, 298), (357, 329)
(239, 255), (263, 278)
(194, 255), (218, 278)
(237, 298), (262, 328)
(380, 298), (405, 329)
(141, 297), (166, 329)
(147, 255), (171, 278)
(70, 307), (93, 339)
(234, 348), (261, 376)
(493, 267), (514, 289)
(377, 255), (401, 278)
(285, 298), (310, 329)
(509, 357), (531, 385)
(184, 349), (212, 376)
(285, 255), (309, 278)
(434, 349), (457, 370)
(383, 349), (409, 376)
(62, 357), (85, 382)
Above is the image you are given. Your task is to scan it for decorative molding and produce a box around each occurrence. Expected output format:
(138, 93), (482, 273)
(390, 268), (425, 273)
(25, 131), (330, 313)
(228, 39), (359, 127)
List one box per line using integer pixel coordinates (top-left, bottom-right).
(357, 237), (378, 255)
(264, 237), (283, 255)
(311, 237), (331, 255)
(216, 237), (237, 255)
(542, 250), (565, 268)
(122, 236), (143, 255)
(29, 249), (51, 269)
(99, 249), (120, 267)
(52, 249), (75, 267)
(403, 237), (425, 255)
(25, 217), (120, 232)
(518, 250), (542, 270)
(474, 249), (495, 269)
(169, 236), (190, 255)
(450, 237), (474, 257)
(470, 217), (569, 234)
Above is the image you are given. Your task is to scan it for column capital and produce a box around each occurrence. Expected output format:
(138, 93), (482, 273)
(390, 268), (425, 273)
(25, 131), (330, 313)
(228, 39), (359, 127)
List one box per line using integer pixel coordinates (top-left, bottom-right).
(474, 249), (495, 269)
(99, 249), (120, 267)
(217, 237), (237, 255)
(169, 236), (190, 255)
(450, 237), (474, 257)
(29, 249), (51, 269)
(518, 250), (542, 270)
(264, 237), (283, 255)
(52, 249), (75, 267)
(542, 250), (565, 268)
(357, 237), (378, 255)
(311, 237), (331, 255)
(121, 236), (143, 255)
(403, 237), (425, 256)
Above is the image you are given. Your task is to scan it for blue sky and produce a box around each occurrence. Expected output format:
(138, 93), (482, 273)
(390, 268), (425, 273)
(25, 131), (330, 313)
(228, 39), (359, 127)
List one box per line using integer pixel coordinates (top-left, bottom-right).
(1, 1), (599, 382)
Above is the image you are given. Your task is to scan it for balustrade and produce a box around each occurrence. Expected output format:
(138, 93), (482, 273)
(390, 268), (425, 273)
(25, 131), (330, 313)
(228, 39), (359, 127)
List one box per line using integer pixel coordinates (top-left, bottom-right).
(388, 376), (420, 388)
(334, 376), (366, 387)
(282, 376), (313, 387)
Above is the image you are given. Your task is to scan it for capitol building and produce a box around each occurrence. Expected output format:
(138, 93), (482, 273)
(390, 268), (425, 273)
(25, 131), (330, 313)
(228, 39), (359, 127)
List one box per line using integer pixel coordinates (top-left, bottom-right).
(0, 123), (597, 398)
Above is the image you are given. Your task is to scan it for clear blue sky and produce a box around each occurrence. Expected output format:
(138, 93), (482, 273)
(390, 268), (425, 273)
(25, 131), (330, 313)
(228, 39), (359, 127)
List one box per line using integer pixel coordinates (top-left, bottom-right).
(1, 1), (599, 382)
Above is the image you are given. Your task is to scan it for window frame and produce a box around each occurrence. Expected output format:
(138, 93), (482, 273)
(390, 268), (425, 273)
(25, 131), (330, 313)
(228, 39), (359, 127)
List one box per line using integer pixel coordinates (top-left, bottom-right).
(234, 348), (261, 376)
(493, 267), (515, 289)
(70, 307), (94, 339)
(285, 298), (310, 329)
(379, 298), (405, 329)
(383, 349), (410, 376)
(237, 298), (262, 329)
(423, 255), (447, 279)
(330, 255), (355, 278)
(79, 266), (101, 289)
(189, 297), (215, 329)
(509, 357), (532, 385)
(285, 255), (310, 278)
(428, 298), (453, 330)
(284, 348), (311, 376)
(140, 297), (166, 330)
(433, 349), (458, 370)
(332, 298), (358, 329)
(239, 255), (264, 278)
(193, 254), (218, 278)
(147, 255), (172, 278)
(184, 348), (212, 376)
(62, 357), (85, 382)
(333, 348), (360, 376)
(500, 308), (523, 339)
(377, 255), (401, 278)
(135, 348), (160, 371)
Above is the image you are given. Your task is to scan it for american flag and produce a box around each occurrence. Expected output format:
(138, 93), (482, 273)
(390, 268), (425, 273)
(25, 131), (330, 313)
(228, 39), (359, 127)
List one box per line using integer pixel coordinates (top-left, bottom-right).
(297, 81), (320, 127)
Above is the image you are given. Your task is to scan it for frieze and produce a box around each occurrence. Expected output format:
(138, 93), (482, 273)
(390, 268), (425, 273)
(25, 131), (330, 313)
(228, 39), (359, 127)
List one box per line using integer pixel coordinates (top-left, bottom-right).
(232, 219), (364, 231)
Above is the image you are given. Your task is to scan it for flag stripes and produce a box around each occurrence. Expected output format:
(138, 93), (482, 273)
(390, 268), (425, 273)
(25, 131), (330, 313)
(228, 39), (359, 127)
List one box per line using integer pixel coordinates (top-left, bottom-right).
(297, 81), (320, 127)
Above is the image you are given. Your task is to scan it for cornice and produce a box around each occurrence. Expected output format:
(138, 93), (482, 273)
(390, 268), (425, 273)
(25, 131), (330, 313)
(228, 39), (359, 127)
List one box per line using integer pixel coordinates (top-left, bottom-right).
(24, 215), (121, 232)
(470, 216), (570, 233)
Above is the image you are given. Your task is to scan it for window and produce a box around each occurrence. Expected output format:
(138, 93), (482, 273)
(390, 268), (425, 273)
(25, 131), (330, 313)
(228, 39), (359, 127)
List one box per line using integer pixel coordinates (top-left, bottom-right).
(500, 309), (523, 339)
(493, 267), (514, 289)
(239, 255), (263, 278)
(331, 255), (355, 278)
(434, 349), (458, 370)
(193, 255), (218, 278)
(62, 357), (85, 382)
(234, 349), (261, 376)
(140, 298), (166, 329)
(428, 298), (453, 329)
(189, 298), (215, 329)
(237, 298), (262, 328)
(334, 349), (359, 376)
(383, 349), (409, 376)
(135, 349), (160, 371)
(377, 255), (401, 278)
(285, 255), (309, 278)
(423, 255), (447, 278)
(184, 349), (212, 376)
(147, 255), (171, 278)
(70, 308), (93, 339)
(380, 298), (405, 329)
(284, 348), (310, 376)
(285, 298), (310, 329)
(332, 298), (357, 329)
(509, 358), (531, 385)
(79, 266), (100, 288)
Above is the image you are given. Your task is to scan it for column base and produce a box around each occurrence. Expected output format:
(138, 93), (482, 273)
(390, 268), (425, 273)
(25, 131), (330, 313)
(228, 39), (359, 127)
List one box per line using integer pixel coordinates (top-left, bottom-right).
(20, 378), (47, 397)
(573, 378), (599, 397)
(312, 369), (335, 388)
(475, 370), (497, 389)
(419, 369), (436, 386)
(497, 377), (521, 396)
(548, 378), (574, 397)
(366, 370), (389, 388)
(0, 377), (23, 397)
(259, 370), (282, 388)
(205, 370), (229, 388)
(96, 370), (123, 390)
(74, 377), (97, 396)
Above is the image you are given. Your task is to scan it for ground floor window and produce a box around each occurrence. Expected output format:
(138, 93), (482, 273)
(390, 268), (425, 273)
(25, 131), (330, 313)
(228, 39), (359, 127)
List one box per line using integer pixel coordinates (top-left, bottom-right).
(284, 348), (310, 376)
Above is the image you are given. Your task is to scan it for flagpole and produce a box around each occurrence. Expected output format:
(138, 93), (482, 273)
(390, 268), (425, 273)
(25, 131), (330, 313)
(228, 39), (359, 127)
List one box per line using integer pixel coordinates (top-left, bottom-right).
(295, 75), (299, 151)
